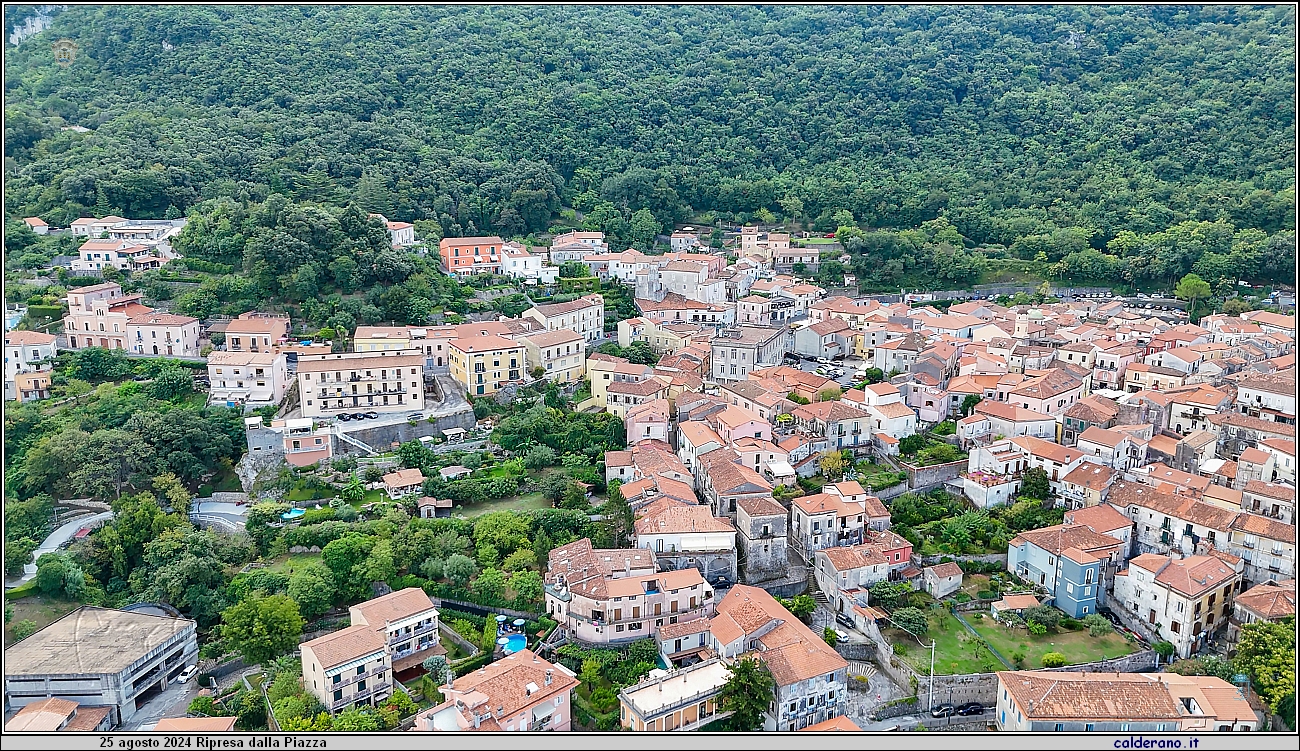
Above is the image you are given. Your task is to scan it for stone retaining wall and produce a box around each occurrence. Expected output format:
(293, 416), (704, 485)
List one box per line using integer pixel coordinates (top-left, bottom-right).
(902, 458), (967, 489)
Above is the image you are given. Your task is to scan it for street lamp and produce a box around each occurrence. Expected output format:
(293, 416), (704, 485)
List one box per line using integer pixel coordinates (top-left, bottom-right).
(882, 615), (937, 712)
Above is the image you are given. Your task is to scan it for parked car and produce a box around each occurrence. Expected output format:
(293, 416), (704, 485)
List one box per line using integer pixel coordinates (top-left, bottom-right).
(407, 412), (424, 420)
(351, 412), (367, 421)
(833, 629), (849, 644)
(956, 702), (984, 716)
(338, 413), (352, 422)
(364, 411), (380, 419)
(930, 703), (956, 718)
(835, 613), (855, 629)
(175, 665), (199, 684)
(712, 575), (733, 588)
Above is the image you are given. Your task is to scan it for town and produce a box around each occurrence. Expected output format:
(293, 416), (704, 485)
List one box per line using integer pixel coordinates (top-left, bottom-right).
(4, 213), (1295, 736)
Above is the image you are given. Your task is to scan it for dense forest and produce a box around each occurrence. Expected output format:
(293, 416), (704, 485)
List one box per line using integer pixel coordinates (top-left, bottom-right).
(3, 4), (1296, 288)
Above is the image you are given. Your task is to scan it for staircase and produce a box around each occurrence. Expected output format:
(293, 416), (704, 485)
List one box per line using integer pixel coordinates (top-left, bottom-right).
(808, 568), (829, 605)
(848, 661), (878, 681)
(333, 425), (378, 455)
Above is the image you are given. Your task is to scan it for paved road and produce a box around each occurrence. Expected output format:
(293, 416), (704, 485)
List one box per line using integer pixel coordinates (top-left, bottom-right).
(123, 679), (204, 731)
(191, 501), (249, 534)
(9, 511), (114, 586)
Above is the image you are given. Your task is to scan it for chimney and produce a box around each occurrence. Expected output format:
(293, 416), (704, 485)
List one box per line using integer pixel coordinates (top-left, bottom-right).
(545, 669), (553, 687)
(473, 712), (481, 729)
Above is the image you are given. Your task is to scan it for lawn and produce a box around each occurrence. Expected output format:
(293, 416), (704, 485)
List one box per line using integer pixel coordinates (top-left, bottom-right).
(888, 609), (993, 676)
(361, 488), (387, 505)
(969, 615), (1135, 669)
(287, 485), (338, 502)
(265, 553), (322, 575)
(197, 465), (243, 497)
(459, 492), (552, 518)
(799, 237), (838, 244)
(5, 594), (79, 643)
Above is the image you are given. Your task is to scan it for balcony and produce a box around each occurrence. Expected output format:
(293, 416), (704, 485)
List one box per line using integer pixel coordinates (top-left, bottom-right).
(331, 682), (391, 711)
(389, 620), (439, 645)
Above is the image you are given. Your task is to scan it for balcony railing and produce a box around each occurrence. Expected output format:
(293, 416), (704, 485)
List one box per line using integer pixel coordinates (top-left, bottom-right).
(389, 621), (439, 644)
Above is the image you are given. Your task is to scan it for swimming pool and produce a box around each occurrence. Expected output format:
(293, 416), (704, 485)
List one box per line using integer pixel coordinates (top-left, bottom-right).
(503, 633), (527, 654)
(281, 508), (306, 521)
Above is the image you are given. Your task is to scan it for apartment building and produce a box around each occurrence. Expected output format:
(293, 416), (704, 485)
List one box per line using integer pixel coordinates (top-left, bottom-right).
(1007, 523), (1125, 617)
(618, 658), (729, 732)
(439, 236), (505, 277)
(296, 350), (426, 418)
(710, 326), (785, 383)
(300, 626), (393, 714)
(448, 335), (525, 397)
(632, 498), (737, 583)
(1225, 579), (1295, 652)
(353, 326), (414, 353)
(62, 283), (149, 351)
(348, 587), (444, 677)
(1226, 513), (1295, 585)
(222, 311), (291, 352)
(1235, 372), (1296, 423)
(521, 329), (585, 383)
(5, 330), (56, 402)
(126, 312), (201, 357)
(206, 350), (290, 407)
(523, 294), (606, 343)
(413, 649), (578, 732)
(544, 539), (714, 645)
(244, 416), (334, 468)
(1113, 554), (1241, 659)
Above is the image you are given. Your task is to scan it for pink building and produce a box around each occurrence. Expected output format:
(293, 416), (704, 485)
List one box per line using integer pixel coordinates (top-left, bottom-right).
(713, 405), (772, 445)
(413, 649), (579, 732)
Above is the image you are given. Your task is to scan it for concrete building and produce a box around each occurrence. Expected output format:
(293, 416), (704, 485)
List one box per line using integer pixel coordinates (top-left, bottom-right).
(618, 658), (729, 732)
(1225, 579), (1295, 653)
(4, 697), (113, 732)
(710, 326), (785, 383)
(521, 329), (585, 383)
(632, 498), (737, 584)
(296, 350), (426, 418)
(348, 587), (444, 678)
(126, 312), (201, 357)
(244, 416), (334, 468)
(224, 312), (291, 352)
(5, 330), (56, 402)
(439, 236), (505, 277)
(523, 294), (606, 344)
(300, 626), (393, 714)
(63, 283), (150, 352)
(1113, 554), (1242, 659)
(413, 649), (578, 732)
(206, 350), (290, 408)
(447, 335), (525, 397)
(735, 496), (789, 584)
(1007, 523), (1125, 618)
(3, 607), (199, 726)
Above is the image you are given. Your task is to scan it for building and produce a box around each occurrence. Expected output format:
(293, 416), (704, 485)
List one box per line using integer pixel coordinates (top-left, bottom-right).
(353, 326), (414, 353)
(383, 468), (426, 501)
(413, 649), (578, 732)
(22, 216), (50, 235)
(4, 698), (113, 732)
(440, 236), (505, 277)
(523, 294), (606, 344)
(1059, 463), (1117, 510)
(125, 312), (201, 357)
(5, 330), (56, 401)
(544, 539), (714, 645)
(1007, 523), (1126, 617)
(13, 370), (53, 402)
(245, 416), (334, 468)
(618, 658), (730, 732)
(632, 498), (737, 584)
(1226, 578), (1296, 654)
(995, 671), (1258, 732)
(1240, 480), (1294, 524)
(923, 562), (965, 599)
(1235, 371), (1296, 423)
(3, 607), (198, 726)
(152, 717), (238, 732)
(447, 335), (525, 397)
(223, 312), (291, 352)
(70, 238), (170, 272)
(348, 587), (444, 678)
(1113, 554), (1242, 659)
(63, 283), (150, 351)
(710, 327), (785, 383)
(300, 626), (393, 714)
(296, 350), (426, 418)
(735, 495), (789, 583)
(790, 401), (871, 452)
(206, 350), (290, 407)
(69, 215), (128, 238)
(521, 329), (585, 383)
(1226, 512), (1295, 585)
(790, 486), (884, 561)
(709, 585), (849, 731)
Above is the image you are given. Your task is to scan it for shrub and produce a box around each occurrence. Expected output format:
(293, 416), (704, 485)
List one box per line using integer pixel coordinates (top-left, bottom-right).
(955, 592), (972, 603)
(971, 612), (984, 620)
(1011, 651), (1026, 668)
(1027, 621), (1047, 636)
(1060, 617), (1082, 631)
(976, 590), (998, 600)
(1041, 652), (1068, 668)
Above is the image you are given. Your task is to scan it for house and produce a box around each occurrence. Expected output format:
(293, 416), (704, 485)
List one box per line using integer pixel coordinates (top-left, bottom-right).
(632, 497), (737, 584)
(413, 649), (579, 732)
(552, 230), (609, 254)
(1167, 387), (1232, 436)
(3, 607), (198, 726)
(1060, 394), (1120, 445)
(697, 449), (774, 518)
(296, 351), (426, 418)
(814, 544), (891, 615)
(245, 416), (334, 467)
(523, 294), (606, 344)
(735, 495), (789, 584)
(737, 295), (772, 325)
(1110, 481), (1240, 560)
(1240, 480), (1294, 523)
(69, 215), (128, 238)
(383, 468), (426, 500)
(635, 292), (729, 327)
(13, 371), (52, 402)
(1112, 554), (1242, 659)
(543, 539), (713, 645)
(971, 400), (1057, 442)
(383, 218), (416, 247)
(1075, 426), (1141, 471)
(1209, 411), (1295, 462)
(440, 466), (472, 481)
(71, 238), (171, 272)
(618, 657), (729, 732)
(707, 585), (849, 731)
(353, 326), (414, 353)
(1007, 368), (1086, 416)
(448, 335), (526, 397)
(923, 562), (965, 599)
(300, 626), (394, 714)
(1062, 503), (1133, 555)
(417, 496), (453, 519)
(676, 421), (725, 472)
(961, 440), (1029, 509)
(605, 441), (693, 489)
(63, 283), (151, 351)
(1234, 371), (1296, 423)
(348, 587), (444, 678)
(1125, 362), (1189, 393)
(995, 671), (1258, 732)
(1257, 438), (1295, 484)
(1008, 435), (1088, 494)
(1059, 463), (1117, 510)
(1225, 579), (1295, 652)
(792, 492), (867, 561)
(1092, 344), (1143, 391)
(521, 329), (585, 383)
(1226, 512), (1295, 585)
(606, 376), (671, 419)
(790, 400), (871, 452)
(21, 216), (49, 235)
(792, 318), (853, 359)
(1007, 523), (1125, 617)
(224, 311), (291, 352)
(206, 350), (290, 407)
(859, 382), (917, 443)
(625, 399), (671, 446)
(989, 594), (1040, 622)
(125, 312), (202, 357)
(439, 236), (505, 277)
(4, 330), (57, 402)
(4, 697), (113, 732)
(710, 326), (786, 382)
(500, 243), (555, 283)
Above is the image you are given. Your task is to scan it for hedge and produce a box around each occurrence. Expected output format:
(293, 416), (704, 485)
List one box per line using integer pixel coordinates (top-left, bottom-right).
(452, 651), (494, 677)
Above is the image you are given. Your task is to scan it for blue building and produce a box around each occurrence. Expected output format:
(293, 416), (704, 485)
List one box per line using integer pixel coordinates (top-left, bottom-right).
(1007, 523), (1126, 618)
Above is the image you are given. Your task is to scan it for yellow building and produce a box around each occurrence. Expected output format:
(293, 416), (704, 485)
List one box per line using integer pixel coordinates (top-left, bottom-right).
(522, 330), (586, 384)
(353, 326), (414, 352)
(618, 658), (729, 732)
(448, 335), (525, 397)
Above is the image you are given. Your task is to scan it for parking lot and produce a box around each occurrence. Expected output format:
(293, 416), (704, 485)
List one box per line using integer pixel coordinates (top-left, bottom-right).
(788, 355), (872, 389)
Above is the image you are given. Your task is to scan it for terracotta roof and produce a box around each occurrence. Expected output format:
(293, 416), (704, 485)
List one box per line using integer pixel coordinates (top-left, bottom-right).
(5, 697), (81, 732)
(1136, 555), (1238, 597)
(5, 330), (57, 346)
(1061, 463), (1116, 492)
(1208, 411), (1296, 437)
(714, 585), (847, 686)
(926, 562), (963, 579)
(127, 312), (197, 326)
(994, 595), (1040, 610)
(444, 649), (578, 721)
(737, 495), (787, 518)
(801, 715), (863, 732)
(792, 400), (868, 423)
(871, 401), (916, 420)
(1012, 523), (1123, 558)
(700, 452), (773, 495)
(819, 545), (889, 572)
(302, 625), (387, 670)
(998, 672), (1181, 721)
(383, 468), (425, 488)
(634, 498), (734, 535)
(1009, 435), (1085, 464)
(1243, 480), (1296, 502)
(1234, 579), (1296, 620)
(1078, 426), (1128, 449)
(1063, 502), (1130, 533)
(350, 587), (438, 632)
(656, 618), (712, 641)
(154, 717), (238, 732)
(975, 400), (1054, 424)
(1229, 512), (1296, 543)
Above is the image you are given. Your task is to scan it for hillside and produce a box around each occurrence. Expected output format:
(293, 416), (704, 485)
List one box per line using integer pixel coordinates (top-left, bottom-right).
(3, 4), (1296, 289)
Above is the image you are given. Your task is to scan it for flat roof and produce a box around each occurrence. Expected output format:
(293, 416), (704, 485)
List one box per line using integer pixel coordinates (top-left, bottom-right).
(4, 607), (195, 677)
(621, 659), (731, 717)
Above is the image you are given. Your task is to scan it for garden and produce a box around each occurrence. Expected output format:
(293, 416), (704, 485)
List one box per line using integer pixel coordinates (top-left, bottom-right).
(552, 640), (662, 731)
(886, 483), (1064, 556)
(898, 433), (966, 467)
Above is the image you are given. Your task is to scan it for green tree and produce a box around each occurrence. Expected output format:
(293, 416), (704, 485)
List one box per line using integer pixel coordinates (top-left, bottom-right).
(960, 394), (982, 417)
(1152, 641), (1176, 662)
(629, 208), (661, 250)
(443, 553), (478, 586)
(332, 707), (381, 731)
(220, 594), (305, 666)
(818, 451), (848, 481)
(510, 569), (544, 605)
(1174, 272), (1213, 319)
(1236, 617), (1296, 721)
(287, 562), (336, 620)
(1041, 652), (1068, 668)
(422, 654), (451, 686)
(1023, 605), (1062, 632)
(898, 435), (926, 456)
(12, 620), (38, 642)
(890, 607), (929, 636)
(1019, 468), (1051, 501)
(152, 472), (194, 516)
(718, 657), (776, 731)
(147, 368), (194, 400)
